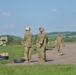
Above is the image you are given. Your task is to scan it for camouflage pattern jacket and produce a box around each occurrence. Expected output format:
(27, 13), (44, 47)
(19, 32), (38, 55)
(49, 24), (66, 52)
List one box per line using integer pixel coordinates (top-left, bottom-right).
(56, 36), (63, 45)
(36, 32), (48, 48)
(23, 31), (32, 47)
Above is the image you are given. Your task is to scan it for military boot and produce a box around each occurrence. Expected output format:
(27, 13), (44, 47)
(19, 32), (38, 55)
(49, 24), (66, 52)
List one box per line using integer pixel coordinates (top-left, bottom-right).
(25, 59), (29, 63)
(44, 56), (48, 61)
(38, 58), (41, 62)
(28, 59), (31, 63)
(41, 59), (45, 62)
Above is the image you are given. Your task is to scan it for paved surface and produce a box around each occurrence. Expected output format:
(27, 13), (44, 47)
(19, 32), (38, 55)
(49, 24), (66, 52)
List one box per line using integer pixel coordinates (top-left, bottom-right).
(6, 43), (76, 66)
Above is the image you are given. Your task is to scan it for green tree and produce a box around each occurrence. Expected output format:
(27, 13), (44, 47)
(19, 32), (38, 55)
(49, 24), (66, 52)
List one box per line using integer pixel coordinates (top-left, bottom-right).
(6, 35), (14, 45)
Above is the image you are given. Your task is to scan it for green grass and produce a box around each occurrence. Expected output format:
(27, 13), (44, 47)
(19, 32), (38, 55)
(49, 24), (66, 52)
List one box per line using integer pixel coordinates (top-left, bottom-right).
(0, 64), (76, 75)
(0, 45), (37, 64)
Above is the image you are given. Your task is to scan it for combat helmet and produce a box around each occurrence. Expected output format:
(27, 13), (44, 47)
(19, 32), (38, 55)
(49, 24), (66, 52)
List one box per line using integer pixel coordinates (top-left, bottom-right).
(25, 26), (31, 31)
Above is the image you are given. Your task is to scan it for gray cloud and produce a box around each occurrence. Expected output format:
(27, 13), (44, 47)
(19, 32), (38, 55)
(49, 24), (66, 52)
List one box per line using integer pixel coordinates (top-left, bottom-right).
(0, 24), (16, 30)
(0, 12), (11, 17)
(51, 8), (58, 12)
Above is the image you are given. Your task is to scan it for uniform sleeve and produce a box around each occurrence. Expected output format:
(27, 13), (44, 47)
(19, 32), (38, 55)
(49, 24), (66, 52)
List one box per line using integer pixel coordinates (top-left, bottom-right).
(36, 34), (40, 48)
(43, 33), (48, 47)
(61, 37), (64, 44)
(46, 34), (48, 43)
(36, 34), (39, 44)
(23, 33), (27, 41)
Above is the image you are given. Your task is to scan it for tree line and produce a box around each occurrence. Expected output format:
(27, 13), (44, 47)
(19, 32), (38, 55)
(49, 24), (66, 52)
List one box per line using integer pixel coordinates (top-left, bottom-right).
(6, 32), (76, 45)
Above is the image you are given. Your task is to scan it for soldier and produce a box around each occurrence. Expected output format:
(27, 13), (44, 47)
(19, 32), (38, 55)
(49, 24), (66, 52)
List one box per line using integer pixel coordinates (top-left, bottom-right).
(36, 27), (48, 62)
(22, 26), (32, 63)
(56, 33), (64, 55)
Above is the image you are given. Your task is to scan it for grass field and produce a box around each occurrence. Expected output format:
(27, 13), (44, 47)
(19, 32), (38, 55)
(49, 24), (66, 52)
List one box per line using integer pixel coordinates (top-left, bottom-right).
(0, 64), (76, 75)
(0, 45), (37, 64)
(0, 45), (76, 75)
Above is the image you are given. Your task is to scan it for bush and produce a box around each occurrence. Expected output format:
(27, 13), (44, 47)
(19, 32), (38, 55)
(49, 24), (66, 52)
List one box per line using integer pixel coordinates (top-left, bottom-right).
(63, 37), (76, 42)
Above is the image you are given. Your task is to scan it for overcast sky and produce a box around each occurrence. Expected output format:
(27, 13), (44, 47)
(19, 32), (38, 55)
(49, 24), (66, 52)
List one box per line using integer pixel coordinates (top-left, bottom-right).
(0, 0), (76, 36)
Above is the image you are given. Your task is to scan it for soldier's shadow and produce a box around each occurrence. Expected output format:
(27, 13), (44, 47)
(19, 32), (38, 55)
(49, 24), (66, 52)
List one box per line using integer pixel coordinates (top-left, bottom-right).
(31, 59), (54, 63)
(45, 59), (54, 62)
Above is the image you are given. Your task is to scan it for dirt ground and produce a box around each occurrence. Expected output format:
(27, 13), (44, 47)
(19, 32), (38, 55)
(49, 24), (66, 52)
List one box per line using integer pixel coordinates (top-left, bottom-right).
(6, 43), (76, 66)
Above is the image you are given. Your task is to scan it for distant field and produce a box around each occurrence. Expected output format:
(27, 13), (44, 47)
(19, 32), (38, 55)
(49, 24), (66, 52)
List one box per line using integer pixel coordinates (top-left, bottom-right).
(0, 44), (76, 75)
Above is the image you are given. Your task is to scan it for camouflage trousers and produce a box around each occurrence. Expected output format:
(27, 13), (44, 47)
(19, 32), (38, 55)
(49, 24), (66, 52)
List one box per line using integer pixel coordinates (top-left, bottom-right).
(24, 47), (31, 61)
(57, 44), (62, 54)
(38, 46), (46, 61)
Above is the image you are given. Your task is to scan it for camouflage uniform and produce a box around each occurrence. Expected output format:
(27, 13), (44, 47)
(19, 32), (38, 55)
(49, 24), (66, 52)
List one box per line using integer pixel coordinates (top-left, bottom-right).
(56, 33), (63, 55)
(36, 31), (48, 62)
(23, 31), (32, 63)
